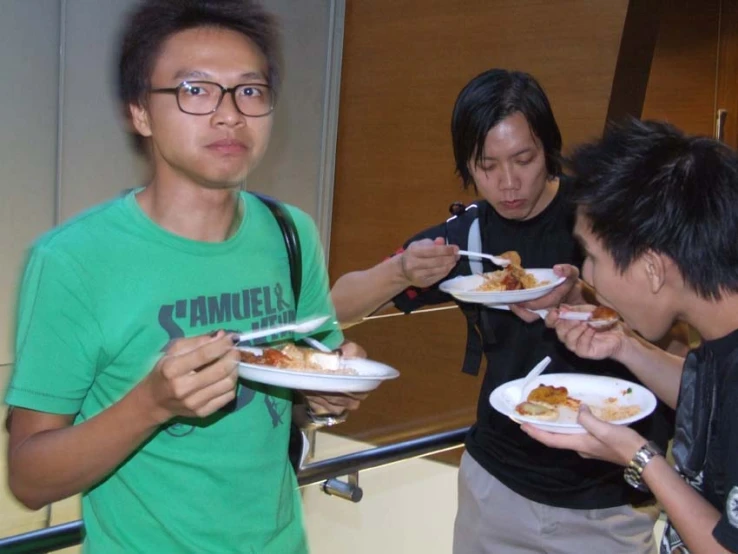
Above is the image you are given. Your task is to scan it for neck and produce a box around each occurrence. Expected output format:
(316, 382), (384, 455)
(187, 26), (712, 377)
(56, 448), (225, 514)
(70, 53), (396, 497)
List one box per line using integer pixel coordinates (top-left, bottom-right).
(679, 293), (738, 341)
(525, 176), (559, 220)
(136, 177), (243, 242)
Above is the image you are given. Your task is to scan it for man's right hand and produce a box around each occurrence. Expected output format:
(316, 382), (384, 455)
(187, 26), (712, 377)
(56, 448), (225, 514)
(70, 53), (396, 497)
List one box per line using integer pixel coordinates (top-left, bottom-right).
(399, 237), (459, 288)
(140, 331), (240, 424)
(545, 310), (628, 361)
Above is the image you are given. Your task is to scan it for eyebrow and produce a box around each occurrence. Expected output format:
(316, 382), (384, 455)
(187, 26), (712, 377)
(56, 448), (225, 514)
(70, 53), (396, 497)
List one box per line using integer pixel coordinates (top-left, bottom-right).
(481, 147), (535, 161)
(172, 69), (267, 82)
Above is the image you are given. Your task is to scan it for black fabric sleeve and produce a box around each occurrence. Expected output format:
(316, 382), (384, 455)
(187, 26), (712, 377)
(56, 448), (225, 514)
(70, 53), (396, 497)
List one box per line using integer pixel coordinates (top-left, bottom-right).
(712, 366), (738, 550)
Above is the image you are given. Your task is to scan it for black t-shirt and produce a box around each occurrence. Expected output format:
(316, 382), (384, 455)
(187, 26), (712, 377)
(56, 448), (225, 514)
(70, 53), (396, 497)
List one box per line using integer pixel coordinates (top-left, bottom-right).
(393, 183), (673, 509)
(664, 328), (738, 551)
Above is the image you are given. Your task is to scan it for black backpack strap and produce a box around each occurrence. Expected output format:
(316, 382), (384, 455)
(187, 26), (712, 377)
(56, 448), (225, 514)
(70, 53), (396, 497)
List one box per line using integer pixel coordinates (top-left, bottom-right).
(250, 192), (306, 473)
(251, 192), (302, 308)
(444, 202), (493, 376)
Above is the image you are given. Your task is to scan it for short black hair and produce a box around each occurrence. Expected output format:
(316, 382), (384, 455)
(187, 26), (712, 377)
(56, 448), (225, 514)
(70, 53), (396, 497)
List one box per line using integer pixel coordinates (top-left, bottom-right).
(451, 69), (562, 190)
(117, 0), (282, 109)
(569, 118), (738, 300)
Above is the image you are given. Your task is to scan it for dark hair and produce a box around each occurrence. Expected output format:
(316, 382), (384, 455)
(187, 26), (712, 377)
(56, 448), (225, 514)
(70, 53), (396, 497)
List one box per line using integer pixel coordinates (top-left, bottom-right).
(117, 0), (282, 109)
(569, 118), (738, 300)
(451, 69), (562, 190)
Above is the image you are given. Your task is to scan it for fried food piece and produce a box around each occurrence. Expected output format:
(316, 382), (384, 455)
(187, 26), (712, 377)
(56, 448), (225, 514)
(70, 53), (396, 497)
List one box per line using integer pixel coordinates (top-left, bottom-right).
(515, 401), (559, 421)
(527, 384), (569, 408)
(499, 250), (522, 267)
(591, 306), (619, 321)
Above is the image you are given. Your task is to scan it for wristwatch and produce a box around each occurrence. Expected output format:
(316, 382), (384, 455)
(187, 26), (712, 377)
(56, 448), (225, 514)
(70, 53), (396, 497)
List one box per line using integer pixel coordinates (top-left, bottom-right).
(624, 441), (662, 491)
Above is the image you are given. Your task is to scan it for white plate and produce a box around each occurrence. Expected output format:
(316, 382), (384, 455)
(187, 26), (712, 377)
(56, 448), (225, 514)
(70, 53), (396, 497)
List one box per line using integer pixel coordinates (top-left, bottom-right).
(489, 373), (657, 434)
(237, 352), (400, 392)
(439, 269), (565, 305)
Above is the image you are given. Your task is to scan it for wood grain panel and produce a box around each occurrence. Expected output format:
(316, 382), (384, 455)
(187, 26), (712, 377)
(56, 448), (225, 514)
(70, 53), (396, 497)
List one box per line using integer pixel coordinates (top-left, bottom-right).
(716, 0), (738, 149)
(328, 0), (630, 459)
(641, 0), (720, 136)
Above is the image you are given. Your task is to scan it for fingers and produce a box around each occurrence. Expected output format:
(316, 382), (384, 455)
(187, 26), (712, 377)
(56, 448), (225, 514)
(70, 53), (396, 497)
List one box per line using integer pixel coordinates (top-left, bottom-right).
(338, 341), (367, 359)
(553, 263), (579, 280)
(521, 265), (580, 310)
(302, 391), (363, 415)
(509, 304), (541, 323)
(151, 333), (240, 419)
(520, 423), (586, 450)
(161, 332), (236, 377)
(402, 239), (459, 286)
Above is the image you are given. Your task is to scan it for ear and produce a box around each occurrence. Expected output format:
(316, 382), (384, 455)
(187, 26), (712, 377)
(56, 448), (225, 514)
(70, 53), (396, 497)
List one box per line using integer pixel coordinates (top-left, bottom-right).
(129, 102), (153, 138)
(642, 250), (666, 294)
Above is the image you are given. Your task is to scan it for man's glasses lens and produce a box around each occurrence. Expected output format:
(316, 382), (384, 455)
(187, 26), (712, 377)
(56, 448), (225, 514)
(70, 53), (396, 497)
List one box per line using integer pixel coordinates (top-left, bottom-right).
(177, 81), (273, 116)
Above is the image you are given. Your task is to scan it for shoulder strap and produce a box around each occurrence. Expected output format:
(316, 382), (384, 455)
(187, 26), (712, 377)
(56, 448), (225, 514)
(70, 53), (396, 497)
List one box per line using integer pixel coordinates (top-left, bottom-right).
(251, 192), (302, 308)
(444, 202), (487, 376)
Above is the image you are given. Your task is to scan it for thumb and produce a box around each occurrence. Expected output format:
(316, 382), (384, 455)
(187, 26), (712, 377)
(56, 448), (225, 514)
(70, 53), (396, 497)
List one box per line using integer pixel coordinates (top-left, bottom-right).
(576, 405), (609, 438)
(433, 236), (447, 245)
(166, 330), (232, 356)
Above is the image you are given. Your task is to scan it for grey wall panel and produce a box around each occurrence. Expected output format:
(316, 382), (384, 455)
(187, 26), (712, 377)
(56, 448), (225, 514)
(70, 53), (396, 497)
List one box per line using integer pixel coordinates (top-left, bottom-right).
(0, 1), (61, 365)
(59, 0), (146, 221)
(247, 0), (342, 236)
(0, 0), (342, 367)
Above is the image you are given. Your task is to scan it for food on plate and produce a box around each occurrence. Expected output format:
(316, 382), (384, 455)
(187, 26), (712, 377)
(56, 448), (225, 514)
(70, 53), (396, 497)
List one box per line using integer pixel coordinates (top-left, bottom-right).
(498, 250), (522, 266)
(239, 343), (358, 375)
(526, 384), (568, 408)
(589, 404), (641, 421)
(475, 252), (550, 292)
(515, 401), (559, 421)
(514, 383), (640, 423)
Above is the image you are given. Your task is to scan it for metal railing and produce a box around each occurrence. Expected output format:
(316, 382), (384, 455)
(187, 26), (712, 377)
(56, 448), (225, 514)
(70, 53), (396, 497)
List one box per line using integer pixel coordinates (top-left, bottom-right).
(0, 426), (469, 554)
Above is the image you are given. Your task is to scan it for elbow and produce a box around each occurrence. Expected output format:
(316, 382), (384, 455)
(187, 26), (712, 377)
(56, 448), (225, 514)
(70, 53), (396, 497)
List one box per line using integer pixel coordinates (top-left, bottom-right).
(8, 476), (51, 511)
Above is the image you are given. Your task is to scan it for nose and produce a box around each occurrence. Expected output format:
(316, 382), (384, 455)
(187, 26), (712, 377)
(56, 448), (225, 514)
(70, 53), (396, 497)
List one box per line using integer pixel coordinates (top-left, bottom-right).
(499, 164), (518, 190)
(212, 90), (245, 127)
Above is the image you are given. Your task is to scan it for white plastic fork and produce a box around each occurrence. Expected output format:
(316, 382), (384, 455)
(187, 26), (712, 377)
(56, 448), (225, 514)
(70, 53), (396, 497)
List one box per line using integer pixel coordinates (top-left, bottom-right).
(235, 315), (330, 344)
(457, 250), (511, 267)
(302, 336), (333, 353)
(518, 356), (552, 402)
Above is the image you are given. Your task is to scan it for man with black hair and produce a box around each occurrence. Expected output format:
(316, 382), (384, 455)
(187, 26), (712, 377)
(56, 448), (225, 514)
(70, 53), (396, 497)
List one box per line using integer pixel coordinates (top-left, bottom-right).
(331, 69), (672, 553)
(4, 1), (361, 552)
(525, 118), (738, 554)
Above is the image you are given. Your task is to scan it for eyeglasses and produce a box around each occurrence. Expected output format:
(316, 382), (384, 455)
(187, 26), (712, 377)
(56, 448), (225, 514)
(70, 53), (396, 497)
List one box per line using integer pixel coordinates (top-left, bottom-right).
(150, 81), (274, 117)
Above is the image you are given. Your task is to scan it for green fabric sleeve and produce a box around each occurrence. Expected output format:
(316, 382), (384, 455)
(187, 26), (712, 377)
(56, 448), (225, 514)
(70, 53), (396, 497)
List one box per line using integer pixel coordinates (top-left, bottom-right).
(6, 245), (102, 414)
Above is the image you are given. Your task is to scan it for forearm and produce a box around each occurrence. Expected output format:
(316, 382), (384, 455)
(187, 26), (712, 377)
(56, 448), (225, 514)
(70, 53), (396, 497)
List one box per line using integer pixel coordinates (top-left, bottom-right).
(8, 386), (162, 509)
(331, 256), (409, 326)
(644, 456), (728, 553)
(613, 333), (684, 408)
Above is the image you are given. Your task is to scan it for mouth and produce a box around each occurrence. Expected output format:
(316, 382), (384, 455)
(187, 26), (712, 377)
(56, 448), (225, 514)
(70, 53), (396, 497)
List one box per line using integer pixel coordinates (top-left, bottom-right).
(500, 200), (525, 209)
(205, 139), (249, 155)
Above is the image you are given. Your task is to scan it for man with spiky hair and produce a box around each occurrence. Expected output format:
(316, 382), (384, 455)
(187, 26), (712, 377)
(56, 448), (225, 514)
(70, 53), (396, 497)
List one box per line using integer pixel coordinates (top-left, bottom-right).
(526, 118), (738, 554)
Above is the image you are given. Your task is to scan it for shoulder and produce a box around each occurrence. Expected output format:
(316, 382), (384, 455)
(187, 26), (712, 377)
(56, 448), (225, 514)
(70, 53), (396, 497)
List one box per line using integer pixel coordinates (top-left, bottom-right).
(31, 193), (130, 258)
(244, 192), (321, 241)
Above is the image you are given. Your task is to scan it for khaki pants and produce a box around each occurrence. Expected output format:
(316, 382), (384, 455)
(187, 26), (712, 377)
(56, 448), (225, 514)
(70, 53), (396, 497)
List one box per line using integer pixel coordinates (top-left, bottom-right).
(453, 451), (658, 554)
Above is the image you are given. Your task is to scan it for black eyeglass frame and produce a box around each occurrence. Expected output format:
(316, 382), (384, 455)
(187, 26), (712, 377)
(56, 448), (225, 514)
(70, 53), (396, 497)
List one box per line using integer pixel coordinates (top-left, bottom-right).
(149, 80), (275, 117)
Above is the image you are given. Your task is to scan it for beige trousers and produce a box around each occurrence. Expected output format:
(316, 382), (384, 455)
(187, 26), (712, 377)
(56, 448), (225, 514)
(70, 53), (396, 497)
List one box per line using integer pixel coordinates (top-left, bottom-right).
(453, 451), (659, 554)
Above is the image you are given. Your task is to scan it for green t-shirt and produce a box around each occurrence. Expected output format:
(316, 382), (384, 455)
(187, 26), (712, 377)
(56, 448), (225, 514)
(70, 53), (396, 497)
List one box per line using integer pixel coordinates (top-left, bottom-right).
(6, 190), (342, 553)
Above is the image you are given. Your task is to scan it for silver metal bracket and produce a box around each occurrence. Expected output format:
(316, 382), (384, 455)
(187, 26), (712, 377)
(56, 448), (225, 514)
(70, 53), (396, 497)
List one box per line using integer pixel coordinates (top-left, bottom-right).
(321, 472), (363, 502)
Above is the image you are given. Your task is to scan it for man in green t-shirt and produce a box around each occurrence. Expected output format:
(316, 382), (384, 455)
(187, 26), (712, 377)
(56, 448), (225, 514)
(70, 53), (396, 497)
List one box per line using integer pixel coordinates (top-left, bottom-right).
(4, 1), (364, 552)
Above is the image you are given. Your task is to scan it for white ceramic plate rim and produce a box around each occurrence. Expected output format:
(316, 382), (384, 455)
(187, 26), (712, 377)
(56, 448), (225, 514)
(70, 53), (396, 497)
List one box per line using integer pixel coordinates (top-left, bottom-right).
(489, 373), (657, 434)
